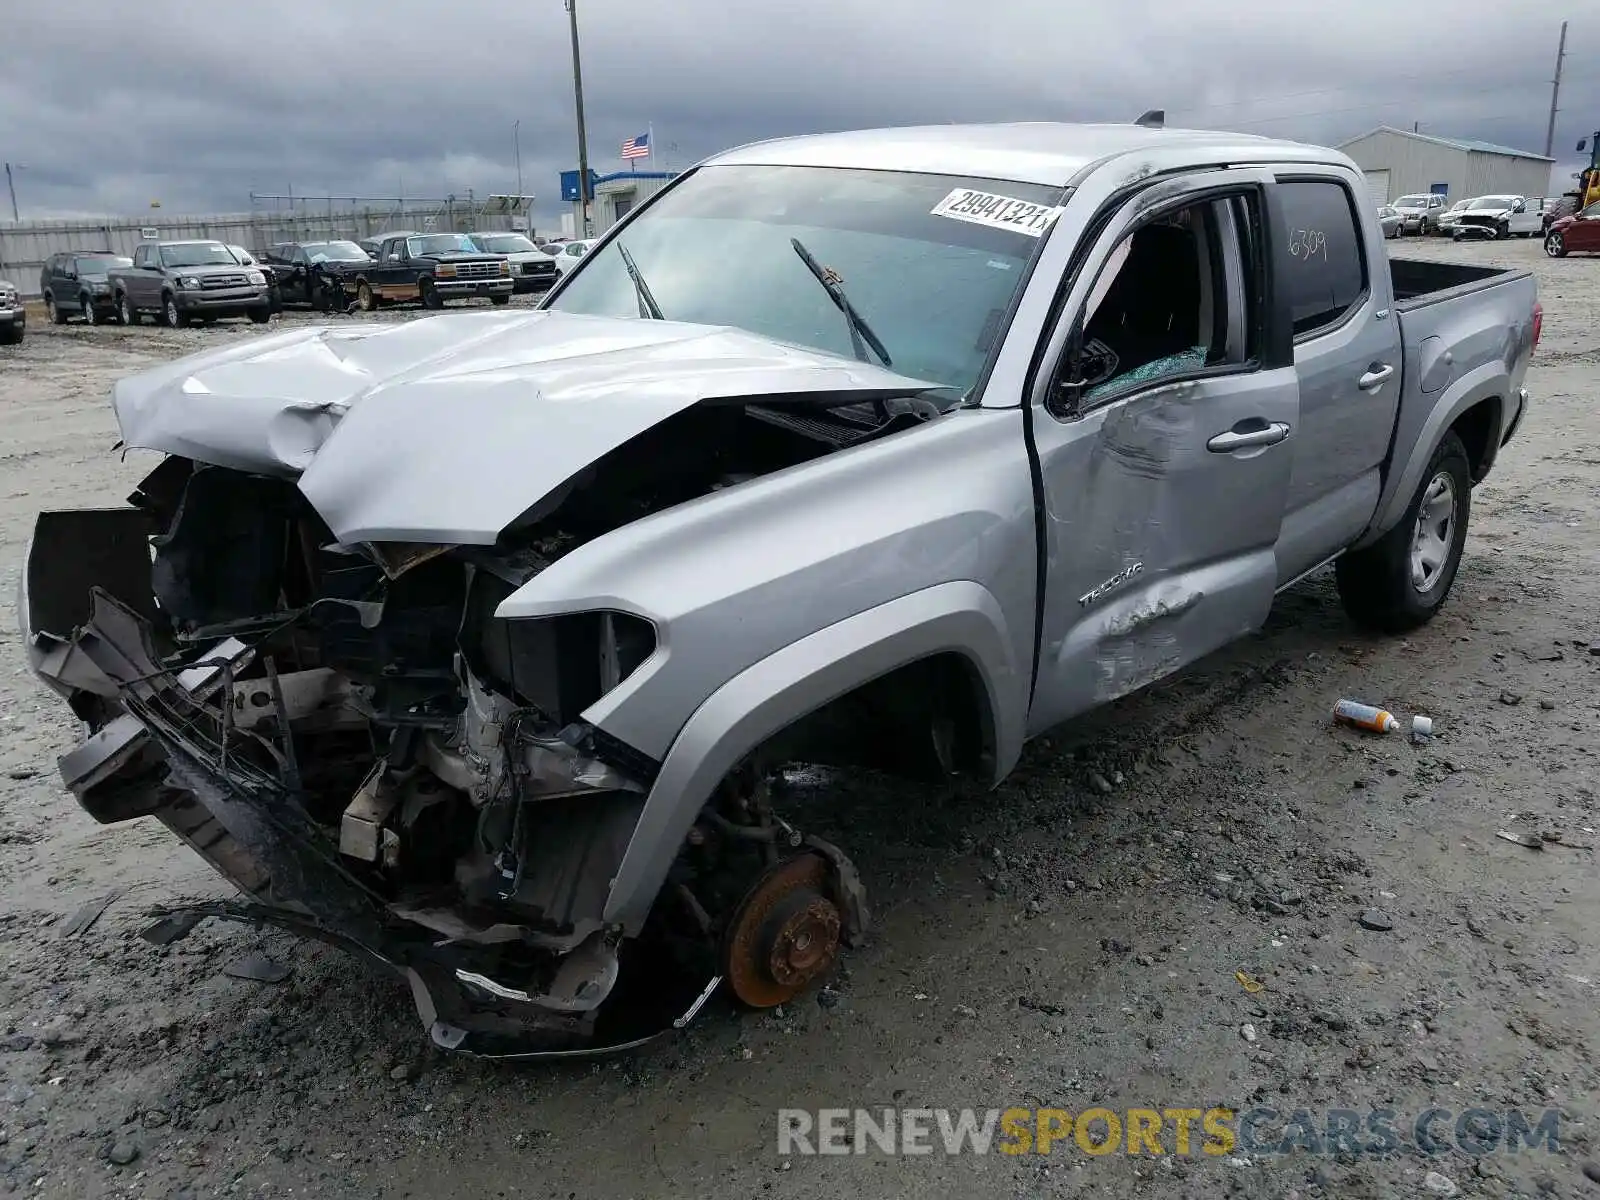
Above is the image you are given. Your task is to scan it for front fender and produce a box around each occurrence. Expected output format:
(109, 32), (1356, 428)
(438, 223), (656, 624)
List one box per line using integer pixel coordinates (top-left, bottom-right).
(600, 580), (1024, 932)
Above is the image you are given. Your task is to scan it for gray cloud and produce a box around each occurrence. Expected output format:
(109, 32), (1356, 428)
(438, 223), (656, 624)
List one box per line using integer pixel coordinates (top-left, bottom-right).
(1, 0), (1594, 222)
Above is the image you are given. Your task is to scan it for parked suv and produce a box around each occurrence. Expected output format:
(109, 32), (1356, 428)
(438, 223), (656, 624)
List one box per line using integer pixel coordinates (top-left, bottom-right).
(466, 230), (558, 293)
(1392, 193), (1450, 235)
(108, 240), (273, 328)
(40, 252), (133, 325)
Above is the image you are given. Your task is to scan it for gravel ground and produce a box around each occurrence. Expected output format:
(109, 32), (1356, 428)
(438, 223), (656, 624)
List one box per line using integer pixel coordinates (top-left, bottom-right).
(0, 238), (1597, 1200)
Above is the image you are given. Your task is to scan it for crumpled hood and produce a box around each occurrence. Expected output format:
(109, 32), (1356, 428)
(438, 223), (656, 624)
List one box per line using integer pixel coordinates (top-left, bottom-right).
(112, 310), (942, 545)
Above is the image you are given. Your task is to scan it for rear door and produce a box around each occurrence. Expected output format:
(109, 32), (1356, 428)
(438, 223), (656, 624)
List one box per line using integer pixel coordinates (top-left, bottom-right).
(1271, 172), (1404, 583)
(1027, 169), (1300, 734)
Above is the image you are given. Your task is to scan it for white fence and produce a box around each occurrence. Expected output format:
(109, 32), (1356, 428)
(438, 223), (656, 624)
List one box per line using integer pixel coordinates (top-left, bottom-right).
(0, 198), (528, 297)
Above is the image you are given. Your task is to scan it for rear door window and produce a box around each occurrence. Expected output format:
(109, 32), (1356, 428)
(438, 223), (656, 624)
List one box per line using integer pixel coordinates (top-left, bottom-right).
(1275, 179), (1367, 338)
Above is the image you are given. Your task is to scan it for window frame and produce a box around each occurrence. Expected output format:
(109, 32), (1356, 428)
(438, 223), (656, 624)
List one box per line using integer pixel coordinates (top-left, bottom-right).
(1270, 173), (1370, 345)
(1044, 183), (1273, 421)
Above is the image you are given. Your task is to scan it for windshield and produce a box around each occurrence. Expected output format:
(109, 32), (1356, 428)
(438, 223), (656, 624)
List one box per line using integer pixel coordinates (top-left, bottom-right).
(1394, 195), (1431, 207)
(160, 243), (238, 267)
(75, 255), (130, 276)
(1468, 197), (1515, 210)
(547, 164), (1064, 394)
(407, 234), (481, 257)
(303, 241), (370, 262)
(473, 233), (538, 253)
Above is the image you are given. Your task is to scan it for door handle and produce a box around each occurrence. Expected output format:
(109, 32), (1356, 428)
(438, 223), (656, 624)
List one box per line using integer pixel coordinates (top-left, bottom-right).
(1358, 363), (1395, 391)
(1206, 421), (1290, 453)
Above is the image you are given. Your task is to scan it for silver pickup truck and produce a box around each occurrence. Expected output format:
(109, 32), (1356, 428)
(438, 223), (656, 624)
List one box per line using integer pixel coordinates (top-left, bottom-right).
(20, 122), (1539, 1060)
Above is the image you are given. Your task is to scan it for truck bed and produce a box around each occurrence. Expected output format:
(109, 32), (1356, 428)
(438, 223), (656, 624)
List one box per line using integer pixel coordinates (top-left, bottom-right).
(1389, 258), (1524, 308)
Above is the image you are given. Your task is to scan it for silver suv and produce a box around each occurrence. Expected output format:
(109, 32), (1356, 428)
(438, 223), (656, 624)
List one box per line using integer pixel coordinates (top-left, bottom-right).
(1391, 192), (1450, 235)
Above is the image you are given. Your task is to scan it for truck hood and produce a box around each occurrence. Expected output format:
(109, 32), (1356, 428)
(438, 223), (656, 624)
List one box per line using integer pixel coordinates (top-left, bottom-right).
(111, 310), (945, 545)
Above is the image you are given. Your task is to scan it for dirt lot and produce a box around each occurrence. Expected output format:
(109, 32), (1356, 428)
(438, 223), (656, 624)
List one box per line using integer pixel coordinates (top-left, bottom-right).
(0, 237), (1597, 1200)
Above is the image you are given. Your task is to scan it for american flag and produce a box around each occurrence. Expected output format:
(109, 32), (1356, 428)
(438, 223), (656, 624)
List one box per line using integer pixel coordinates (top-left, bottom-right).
(621, 131), (651, 160)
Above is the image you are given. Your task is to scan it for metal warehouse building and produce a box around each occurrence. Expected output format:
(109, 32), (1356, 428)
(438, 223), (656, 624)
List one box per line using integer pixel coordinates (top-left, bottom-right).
(1338, 127), (1554, 206)
(561, 170), (678, 237)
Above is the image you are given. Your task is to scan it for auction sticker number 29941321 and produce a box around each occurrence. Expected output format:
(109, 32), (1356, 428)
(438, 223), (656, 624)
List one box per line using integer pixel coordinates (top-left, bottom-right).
(931, 188), (1066, 237)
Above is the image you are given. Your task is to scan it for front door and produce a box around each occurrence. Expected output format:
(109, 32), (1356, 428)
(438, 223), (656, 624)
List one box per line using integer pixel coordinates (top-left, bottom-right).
(1026, 171), (1299, 735)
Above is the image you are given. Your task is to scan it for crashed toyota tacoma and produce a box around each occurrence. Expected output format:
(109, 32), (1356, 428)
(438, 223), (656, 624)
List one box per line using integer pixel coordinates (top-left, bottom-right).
(21, 122), (1537, 1058)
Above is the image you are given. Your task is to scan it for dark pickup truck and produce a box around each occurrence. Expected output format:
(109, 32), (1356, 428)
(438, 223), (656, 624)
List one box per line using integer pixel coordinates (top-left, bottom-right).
(109, 240), (274, 328)
(349, 231), (513, 311)
(261, 240), (375, 310)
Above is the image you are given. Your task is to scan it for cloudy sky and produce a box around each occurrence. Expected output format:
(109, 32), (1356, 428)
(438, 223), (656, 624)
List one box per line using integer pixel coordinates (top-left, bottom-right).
(1, 0), (1594, 224)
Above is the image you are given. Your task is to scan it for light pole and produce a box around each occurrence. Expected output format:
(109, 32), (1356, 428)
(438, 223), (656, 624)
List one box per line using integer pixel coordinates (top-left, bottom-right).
(514, 120), (523, 198)
(4, 162), (22, 221)
(563, 0), (593, 237)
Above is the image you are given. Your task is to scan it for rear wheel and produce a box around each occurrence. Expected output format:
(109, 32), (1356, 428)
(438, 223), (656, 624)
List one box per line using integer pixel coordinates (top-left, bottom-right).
(118, 292), (140, 326)
(47, 295), (64, 325)
(1545, 231), (1568, 258)
(1336, 431), (1471, 633)
(356, 280), (377, 312)
(81, 294), (101, 325)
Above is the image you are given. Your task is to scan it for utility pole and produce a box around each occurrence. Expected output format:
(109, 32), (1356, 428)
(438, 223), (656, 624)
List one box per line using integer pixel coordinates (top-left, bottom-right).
(514, 120), (523, 200)
(4, 163), (18, 221)
(1545, 20), (1568, 160)
(564, 0), (593, 237)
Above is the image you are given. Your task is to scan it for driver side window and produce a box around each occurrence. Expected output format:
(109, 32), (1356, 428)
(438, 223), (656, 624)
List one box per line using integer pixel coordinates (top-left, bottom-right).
(1057, 191), (1261, 414)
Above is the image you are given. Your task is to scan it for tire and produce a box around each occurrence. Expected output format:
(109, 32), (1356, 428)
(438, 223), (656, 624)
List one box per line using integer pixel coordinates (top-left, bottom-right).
(419, 278), (444, 310)
(1335, 431), (1472, 634)
(81, 294), (102, 326)
(0, 323), (21, 346)
(247, 306), (271, 324)
(356, 280), (377, 312)
(47, 295), (64, 325)
(1494, 221), (1508, 240)
(160, 294), (187, 328)
(1545, 231), (1568, 258)
(118, 292), (140, 326)
(490, 293), (511, 306)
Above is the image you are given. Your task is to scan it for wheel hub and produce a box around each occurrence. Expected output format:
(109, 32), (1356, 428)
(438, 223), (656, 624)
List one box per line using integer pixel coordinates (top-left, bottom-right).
(723, 854), (843, 1007)
(1409, 470), (1456, 592)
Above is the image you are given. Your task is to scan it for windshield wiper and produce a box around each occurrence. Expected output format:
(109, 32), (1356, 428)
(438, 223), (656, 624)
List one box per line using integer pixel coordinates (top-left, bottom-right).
(615, 240), (664, 320)
(789, 237), (891, 368)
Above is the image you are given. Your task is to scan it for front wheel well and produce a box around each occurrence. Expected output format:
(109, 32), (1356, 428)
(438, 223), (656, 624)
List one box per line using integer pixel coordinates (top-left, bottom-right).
(758, 652), (997, 783)
(1450, 397), (1501, 482)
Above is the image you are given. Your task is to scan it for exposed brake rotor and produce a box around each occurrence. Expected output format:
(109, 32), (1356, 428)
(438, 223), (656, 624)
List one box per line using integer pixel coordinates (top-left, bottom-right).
(722, 853), (843, 1008)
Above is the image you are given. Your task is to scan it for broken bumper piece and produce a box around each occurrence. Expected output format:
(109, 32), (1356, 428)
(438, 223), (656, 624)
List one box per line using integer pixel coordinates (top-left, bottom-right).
(140, 901), (723, 1060)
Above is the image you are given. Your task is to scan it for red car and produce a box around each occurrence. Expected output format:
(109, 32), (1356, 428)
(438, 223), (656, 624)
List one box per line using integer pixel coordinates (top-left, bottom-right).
(1544, 201), (1600, 257)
